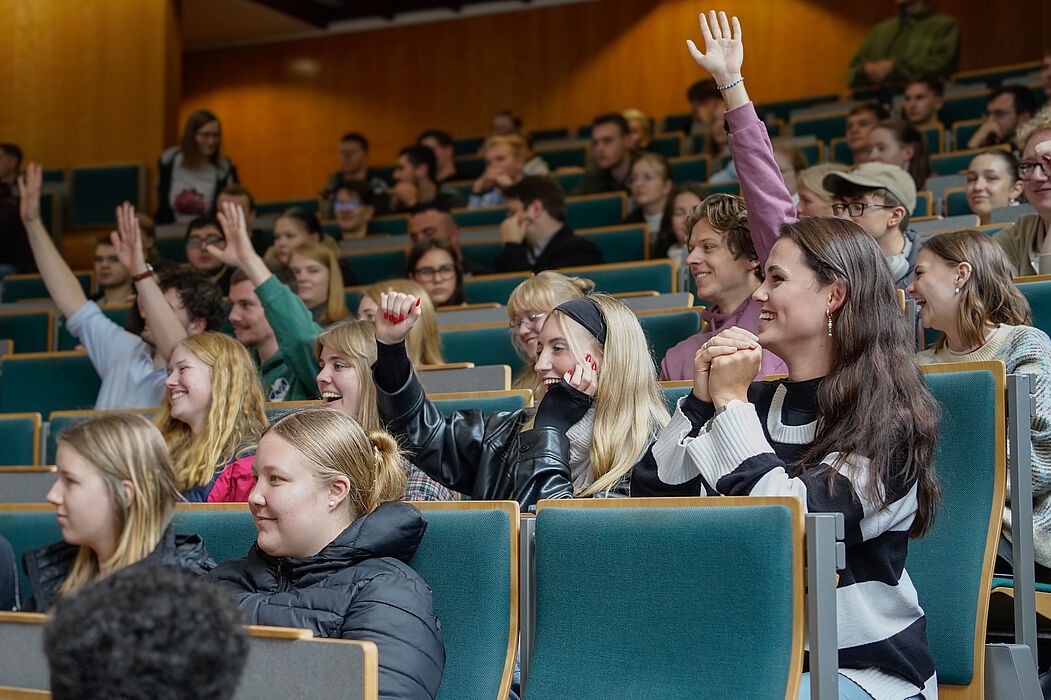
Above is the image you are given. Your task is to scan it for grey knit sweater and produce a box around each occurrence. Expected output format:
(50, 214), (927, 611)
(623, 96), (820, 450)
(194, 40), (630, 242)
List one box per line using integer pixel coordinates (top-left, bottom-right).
(918, 324), (1051, 566)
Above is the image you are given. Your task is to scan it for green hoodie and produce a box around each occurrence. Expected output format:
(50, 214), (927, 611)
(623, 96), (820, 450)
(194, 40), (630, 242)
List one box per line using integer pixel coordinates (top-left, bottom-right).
(254, 275), (323, 402)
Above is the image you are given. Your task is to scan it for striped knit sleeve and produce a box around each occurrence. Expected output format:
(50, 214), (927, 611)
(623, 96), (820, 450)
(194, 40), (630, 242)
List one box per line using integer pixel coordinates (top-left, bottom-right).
(683, 400), (919, 545)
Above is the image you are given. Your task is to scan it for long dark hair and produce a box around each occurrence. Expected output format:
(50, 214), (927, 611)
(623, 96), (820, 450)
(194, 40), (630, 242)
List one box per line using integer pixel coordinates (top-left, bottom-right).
(781, 216), (940, 537)
(405, 238), (465, 306)
(179, 109), (222, 170)
(921, 230), (1031, 351)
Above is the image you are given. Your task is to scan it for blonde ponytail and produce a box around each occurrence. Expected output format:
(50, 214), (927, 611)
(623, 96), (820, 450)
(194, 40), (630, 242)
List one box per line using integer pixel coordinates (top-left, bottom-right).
(365, 430), (407, 512)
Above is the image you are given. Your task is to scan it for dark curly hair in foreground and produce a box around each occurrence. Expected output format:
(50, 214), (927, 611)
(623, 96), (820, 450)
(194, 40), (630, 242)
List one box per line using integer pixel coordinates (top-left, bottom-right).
(44, 565), (248, 700)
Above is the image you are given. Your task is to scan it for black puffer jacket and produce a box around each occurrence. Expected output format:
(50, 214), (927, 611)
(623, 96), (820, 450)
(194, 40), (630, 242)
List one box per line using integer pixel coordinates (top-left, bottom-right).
(209, 501), (445, 700)
(375, 360), (644, 509)
(21, 524), (214, 612)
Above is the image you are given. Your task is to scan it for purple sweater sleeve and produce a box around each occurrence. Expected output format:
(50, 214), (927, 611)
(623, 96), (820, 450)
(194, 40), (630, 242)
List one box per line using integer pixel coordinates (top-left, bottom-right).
(725, 102), (798, 266)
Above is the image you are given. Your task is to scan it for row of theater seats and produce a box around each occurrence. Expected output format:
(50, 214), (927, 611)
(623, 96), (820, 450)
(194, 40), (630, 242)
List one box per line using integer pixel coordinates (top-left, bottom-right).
(0, 361), (1043, 697)
(35, 61), (1045, 241)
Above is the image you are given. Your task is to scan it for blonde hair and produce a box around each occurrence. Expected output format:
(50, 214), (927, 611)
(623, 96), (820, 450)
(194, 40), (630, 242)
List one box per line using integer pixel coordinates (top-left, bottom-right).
(155, 333), (268, 491)
(539, 294), (670, 496)
(507, 272), (595, 395)
(796, 162), (850, 202)
(58, 413), (180, 594)
(315, 319), (381, 431)
(483, 135), (525, 159)
(1017, 104), (1051, 154)
(364, 279), (443, 365)
(622, 108), (655, 137)
(266, 407), (406, 516)
(290, 241), (349, 325)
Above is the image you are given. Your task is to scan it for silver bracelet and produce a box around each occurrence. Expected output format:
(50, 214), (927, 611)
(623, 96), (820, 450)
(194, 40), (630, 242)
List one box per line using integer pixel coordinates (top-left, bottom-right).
(716, 76), (744, 91)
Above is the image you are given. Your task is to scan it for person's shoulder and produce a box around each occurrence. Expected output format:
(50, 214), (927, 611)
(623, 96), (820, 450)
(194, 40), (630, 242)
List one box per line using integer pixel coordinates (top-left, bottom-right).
(159, 146), (180, 164)
(1006, 324), (1051, 354)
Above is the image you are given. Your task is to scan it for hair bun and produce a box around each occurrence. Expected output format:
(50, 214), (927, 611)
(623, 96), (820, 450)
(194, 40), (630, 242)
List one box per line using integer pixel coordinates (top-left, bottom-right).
(366, 429), (398, 456)
(571, 276), (596, 294)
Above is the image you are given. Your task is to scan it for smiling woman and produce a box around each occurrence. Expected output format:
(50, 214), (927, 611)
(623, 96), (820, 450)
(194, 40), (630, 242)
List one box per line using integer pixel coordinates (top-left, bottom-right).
(289, 241), (348, 325)
(22, 413), (214, 612)
(209, 407), (446, 700)
(370, 289), (668, 508)
(154, 332), (268, 502)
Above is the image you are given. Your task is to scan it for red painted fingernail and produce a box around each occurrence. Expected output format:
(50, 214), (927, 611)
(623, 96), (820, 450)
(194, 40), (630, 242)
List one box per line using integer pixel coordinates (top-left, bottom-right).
(415, 297), (421, 307)
(382, 312), (388, 320)
(398, 314), (405, 323)
(591, 362), (597, 370)
(585, 354), (592, 362)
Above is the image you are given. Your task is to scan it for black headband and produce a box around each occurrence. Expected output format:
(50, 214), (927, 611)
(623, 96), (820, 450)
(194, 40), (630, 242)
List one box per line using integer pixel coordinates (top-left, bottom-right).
(554, 297), (607, 345)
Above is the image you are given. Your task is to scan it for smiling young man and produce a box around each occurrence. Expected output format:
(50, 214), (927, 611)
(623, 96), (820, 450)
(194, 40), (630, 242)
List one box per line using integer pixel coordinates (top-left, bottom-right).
(659, 194), (786, 382)
(823, 162), (919, 289)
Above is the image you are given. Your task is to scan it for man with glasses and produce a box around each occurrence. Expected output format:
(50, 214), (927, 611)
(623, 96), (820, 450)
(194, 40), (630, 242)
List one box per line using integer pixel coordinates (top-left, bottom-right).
(967, 86), (1038, 152)
(185, 215), (234, 294)
(494, 176), (604, 273)
(824, 162), (919, 289)
(994, 108), (1051, 275)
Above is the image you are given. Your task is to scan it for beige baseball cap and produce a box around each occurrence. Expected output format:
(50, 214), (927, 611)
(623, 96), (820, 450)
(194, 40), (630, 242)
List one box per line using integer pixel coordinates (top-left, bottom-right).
(822, 162), (917, 214)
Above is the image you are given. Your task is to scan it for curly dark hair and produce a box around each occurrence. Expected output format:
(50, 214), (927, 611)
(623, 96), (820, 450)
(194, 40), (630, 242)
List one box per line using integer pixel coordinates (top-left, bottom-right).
(44, 565), (247, 700)
(124, 267), (227, 336)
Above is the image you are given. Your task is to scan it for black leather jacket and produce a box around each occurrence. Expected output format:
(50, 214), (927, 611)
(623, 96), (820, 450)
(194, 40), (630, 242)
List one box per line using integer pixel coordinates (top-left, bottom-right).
(375, 369), (646, 509)
(22, 525), (214, 612)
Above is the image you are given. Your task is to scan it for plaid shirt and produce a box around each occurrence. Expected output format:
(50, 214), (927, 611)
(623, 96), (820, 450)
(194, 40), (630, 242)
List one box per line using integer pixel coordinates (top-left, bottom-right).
(402, 461), (458, 502)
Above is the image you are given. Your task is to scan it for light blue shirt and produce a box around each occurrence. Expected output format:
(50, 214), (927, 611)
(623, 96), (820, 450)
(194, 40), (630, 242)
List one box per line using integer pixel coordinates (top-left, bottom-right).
(65, 301), (165, 410)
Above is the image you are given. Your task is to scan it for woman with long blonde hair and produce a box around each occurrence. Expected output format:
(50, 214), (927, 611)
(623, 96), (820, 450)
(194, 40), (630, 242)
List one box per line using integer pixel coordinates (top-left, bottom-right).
(357, 279), (443, 366)
(23, 413), (213, 611)
(506, 271), (594, 398)
(289, 240), (349, 325)
(372, 289), (669, 507)
(210, 408), (445, 698)
(316, 319), (456, 501)
(155, 332), (267, 502)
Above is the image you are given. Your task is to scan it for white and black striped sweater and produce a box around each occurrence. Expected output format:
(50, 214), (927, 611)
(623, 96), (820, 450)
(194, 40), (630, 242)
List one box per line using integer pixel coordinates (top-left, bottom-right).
(647, 379), (938, 700)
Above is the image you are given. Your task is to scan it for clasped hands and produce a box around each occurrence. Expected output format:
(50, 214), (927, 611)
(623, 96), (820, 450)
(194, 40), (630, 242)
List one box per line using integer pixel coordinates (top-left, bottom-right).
(692, 326), (762, 408)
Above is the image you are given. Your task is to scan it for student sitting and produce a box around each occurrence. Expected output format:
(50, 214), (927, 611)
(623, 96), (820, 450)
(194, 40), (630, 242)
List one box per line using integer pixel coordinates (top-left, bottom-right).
(910, 230), (1051, 581)
(373, 290), (668, 509)
(23, 413), (214, 612)
(156, 332), (267, 502)
(289, 241), (350, 325)
(210, 201), (323, 401)
(316, 319), (456, 501)
(210, 408), (446, 700)
(406, 239), (465, 307)
(645, 16), (940, 698)
(992, 106), (1051, 276)
(18, 164), (225, 409)
(964, 150), (1024, 226)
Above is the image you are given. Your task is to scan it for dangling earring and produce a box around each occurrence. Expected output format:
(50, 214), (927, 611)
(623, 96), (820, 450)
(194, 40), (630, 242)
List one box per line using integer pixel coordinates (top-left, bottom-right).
(826, 310), (833, 337)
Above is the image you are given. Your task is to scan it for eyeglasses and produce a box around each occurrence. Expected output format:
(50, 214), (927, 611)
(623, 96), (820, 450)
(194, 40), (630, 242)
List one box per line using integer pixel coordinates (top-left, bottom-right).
(413, 264), (455, 281)
(334, 200), (361, 211)
(831, 201), (898, 217)
(1018, 161), (1050, 180)
(186, 235), (225, 249)
(509, 311), (546, 330)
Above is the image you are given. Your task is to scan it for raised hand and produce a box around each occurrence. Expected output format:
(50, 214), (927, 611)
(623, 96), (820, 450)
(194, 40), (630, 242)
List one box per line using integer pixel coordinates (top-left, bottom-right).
(686, 10), (743, 86)
(17, 162), (43, 224)
(374, 290), (422, 345)
(212, 200), (258, 270)
(111, 201), (147, 274)
(692, 326), (759, 403)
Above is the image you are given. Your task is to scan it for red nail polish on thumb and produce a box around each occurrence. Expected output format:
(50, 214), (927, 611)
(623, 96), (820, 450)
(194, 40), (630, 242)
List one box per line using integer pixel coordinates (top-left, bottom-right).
(415, 297), (421, 307)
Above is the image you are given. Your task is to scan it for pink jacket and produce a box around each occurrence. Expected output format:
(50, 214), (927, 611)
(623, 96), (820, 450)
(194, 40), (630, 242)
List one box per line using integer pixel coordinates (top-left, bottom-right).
(207, 454), (256, 503)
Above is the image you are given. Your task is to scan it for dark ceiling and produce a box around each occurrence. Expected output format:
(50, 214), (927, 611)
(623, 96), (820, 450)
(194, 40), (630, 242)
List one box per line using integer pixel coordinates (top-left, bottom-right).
(251, 0), (535, 27)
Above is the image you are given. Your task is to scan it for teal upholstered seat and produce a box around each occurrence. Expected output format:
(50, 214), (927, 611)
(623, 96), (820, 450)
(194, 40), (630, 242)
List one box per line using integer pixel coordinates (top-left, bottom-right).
(0, 352), (100, 415)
